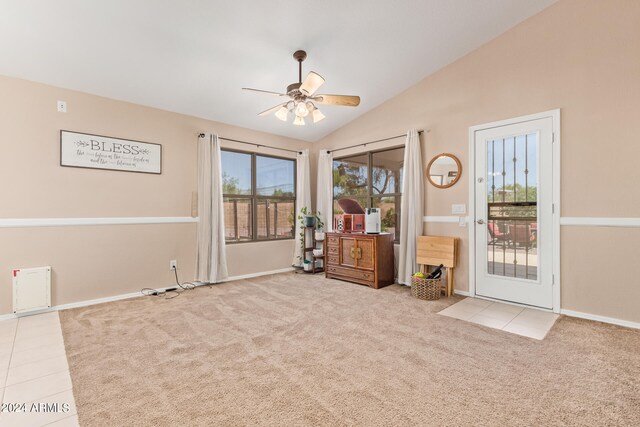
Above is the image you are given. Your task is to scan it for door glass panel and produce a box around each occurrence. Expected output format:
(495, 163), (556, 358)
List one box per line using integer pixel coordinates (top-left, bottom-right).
(486, 134), (538, 280)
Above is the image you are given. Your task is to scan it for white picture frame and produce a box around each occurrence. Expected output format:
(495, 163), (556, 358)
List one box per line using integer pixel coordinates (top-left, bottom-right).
(60, 130), (162, 174)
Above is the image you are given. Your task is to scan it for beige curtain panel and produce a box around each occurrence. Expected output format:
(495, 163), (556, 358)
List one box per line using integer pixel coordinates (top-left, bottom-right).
(292, 149), (312, 266)
(398, 129), (424, 285)
(196, 134), (229, 283)
(316, 149), (334, 232)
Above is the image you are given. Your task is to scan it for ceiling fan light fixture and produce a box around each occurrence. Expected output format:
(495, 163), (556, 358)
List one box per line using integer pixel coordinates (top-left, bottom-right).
(275, 105), (288, 121)
(294, 101), (309, 118)
(244, 50), (360, 127)
(312, 108), (326, 123)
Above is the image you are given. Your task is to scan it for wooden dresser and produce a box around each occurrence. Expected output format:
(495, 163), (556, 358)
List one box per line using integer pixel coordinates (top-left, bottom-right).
(324, 232), (395, 289)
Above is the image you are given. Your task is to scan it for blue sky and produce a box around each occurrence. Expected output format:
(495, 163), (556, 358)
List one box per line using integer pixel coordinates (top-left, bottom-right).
(221, 151), (294, 195)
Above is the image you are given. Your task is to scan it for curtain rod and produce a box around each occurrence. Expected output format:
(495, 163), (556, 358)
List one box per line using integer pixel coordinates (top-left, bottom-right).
(326, 129), (428, 154)
(198, 133), (302, 155)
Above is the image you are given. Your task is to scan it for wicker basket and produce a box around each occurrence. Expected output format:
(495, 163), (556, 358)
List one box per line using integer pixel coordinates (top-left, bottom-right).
(411, 276), (442, 300)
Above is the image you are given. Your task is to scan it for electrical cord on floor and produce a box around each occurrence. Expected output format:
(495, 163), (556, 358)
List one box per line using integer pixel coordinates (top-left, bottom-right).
(173, 267), (198, 290)
(140, 267), (201, 299)
(140, 286), (181, 299)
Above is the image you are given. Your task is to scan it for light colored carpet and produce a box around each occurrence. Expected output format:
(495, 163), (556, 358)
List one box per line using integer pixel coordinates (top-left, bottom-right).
(60, 272), (640, 426)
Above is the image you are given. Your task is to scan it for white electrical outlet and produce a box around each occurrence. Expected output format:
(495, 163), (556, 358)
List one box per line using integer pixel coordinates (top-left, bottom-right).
(458, 217), (467, 227)
(57, 100), (67, 113)
(170, 260), (177, 270)
(452, 204), (466, 214)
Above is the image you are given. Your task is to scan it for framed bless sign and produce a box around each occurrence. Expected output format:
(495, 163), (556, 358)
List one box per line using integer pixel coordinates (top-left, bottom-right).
(60, 130), (162, 174)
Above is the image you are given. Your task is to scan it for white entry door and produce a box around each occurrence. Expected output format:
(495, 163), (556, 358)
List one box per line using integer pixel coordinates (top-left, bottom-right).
(473, 116), (555, 309)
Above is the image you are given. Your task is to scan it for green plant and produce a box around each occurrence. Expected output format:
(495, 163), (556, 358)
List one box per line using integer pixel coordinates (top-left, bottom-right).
(381, 207), (396, 231)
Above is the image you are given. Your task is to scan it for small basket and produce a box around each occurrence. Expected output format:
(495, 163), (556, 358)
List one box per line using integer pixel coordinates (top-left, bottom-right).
(411, 276), (442, 300)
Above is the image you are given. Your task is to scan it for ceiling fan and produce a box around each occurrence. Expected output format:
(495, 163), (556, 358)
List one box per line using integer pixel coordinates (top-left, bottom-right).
(242, 50), (360, 126)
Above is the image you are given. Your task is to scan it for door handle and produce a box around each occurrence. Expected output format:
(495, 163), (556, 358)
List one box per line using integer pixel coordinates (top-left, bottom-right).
(350, 247), (355, 258)
(356, 247), (362, 259)
(477, 219), (485, 225)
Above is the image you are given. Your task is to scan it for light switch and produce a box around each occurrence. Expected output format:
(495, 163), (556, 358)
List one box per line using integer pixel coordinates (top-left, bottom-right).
(57, 100), (67, 113)
(452, 204), (466, 214)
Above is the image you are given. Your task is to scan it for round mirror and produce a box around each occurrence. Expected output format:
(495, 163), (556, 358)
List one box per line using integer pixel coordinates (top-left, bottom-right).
(427, 153), (462, 188)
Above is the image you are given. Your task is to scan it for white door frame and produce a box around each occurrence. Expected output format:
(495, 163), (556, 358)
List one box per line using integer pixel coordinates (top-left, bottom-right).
(468, 109), (561, 313)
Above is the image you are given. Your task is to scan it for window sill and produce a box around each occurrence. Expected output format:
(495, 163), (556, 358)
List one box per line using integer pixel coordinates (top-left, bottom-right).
(226, 237), (295, 245)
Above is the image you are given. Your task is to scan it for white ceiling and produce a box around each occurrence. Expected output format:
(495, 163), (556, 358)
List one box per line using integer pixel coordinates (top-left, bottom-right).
(0, 0), (556, 142)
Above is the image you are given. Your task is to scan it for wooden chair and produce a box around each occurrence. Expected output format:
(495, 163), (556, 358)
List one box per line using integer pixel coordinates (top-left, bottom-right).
(416, 236), (459, 297)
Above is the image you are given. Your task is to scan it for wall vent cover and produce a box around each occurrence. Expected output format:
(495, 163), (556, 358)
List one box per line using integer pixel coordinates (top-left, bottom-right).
(12, 266), (51, 314)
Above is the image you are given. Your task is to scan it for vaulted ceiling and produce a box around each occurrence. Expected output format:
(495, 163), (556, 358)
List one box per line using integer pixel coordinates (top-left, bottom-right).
(0, 0), (556, 141)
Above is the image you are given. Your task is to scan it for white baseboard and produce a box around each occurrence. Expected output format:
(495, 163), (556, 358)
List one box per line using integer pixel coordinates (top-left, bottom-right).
(453, 289), (470, 296)
(0, 267), (296, 321)
(224, 267), (295, 282)
(560, 309), (640, 330)
(55, 291), (142, 311)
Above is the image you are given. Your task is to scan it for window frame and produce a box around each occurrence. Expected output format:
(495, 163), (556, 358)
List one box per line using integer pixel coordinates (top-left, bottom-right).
(333, 145), (404, 243)
(222, 148), (297, 244)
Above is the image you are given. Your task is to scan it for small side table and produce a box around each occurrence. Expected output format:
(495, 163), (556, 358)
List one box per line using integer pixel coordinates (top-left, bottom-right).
(416, 236), (459, 297)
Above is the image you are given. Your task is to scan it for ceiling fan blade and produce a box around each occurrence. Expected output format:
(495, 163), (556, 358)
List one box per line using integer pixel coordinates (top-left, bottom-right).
(258, 103), (286, 117)
(299, 72), (325, 96)
(242, 88), (289, 97)
(312, 94), (360, 107)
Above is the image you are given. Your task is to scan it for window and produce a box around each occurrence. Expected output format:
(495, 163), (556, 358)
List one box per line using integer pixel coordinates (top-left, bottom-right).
(221, 149), (296, 243)
(333, 146), (404, 241)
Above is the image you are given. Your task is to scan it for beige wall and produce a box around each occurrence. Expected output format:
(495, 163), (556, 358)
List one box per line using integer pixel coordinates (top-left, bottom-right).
(315, 0), (640, 322)
(0, 76), (307, 315)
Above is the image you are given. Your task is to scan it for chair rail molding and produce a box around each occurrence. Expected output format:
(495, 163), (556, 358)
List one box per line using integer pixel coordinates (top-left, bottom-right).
(559, 217), (640, 228)
(423, 216), (467, 223)
(0, 217), (199, 228)
(425, 216), (640, 228)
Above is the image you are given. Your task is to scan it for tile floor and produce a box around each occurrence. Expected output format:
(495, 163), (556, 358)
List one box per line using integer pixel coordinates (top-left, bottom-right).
(0, 311), (78, 427)
(439, 297), (559, 340)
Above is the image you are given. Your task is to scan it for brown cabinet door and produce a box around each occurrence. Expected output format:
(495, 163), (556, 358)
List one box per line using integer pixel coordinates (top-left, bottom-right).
(355, 239), (375, 271)
(340, 238), (356, 268)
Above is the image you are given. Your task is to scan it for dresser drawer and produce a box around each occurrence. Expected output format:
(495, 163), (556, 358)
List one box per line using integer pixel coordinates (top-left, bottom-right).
(326, 255), (340, 265)
(327, 235), (340, 247)
(327, 245), (340, 255)
(326, 265), (375, 282)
